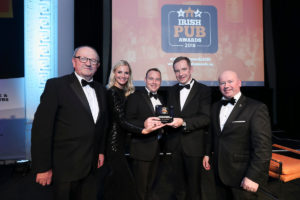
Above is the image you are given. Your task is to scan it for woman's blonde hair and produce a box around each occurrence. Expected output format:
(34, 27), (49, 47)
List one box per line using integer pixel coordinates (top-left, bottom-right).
(108, 60), (135, 96)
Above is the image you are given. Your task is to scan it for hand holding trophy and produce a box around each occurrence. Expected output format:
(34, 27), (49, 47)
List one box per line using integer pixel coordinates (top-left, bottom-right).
(155, 105), (174, 123)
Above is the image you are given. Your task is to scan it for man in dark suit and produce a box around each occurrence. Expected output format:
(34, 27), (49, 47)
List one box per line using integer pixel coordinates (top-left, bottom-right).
(203, 70), (272, 199)
(125, 68), (165, 200)
(31, 46), (108, 200)
(166, 56), (211, 200)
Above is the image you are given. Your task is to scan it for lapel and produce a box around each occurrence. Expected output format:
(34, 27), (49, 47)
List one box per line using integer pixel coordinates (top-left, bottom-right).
(158, 94), (164, 105)
(181, 80), (197, 112)
(141, 89), (156, 115)
(221, 95), (247, 133)
(215, 102), (223, 135)
(69, 73), (94, 122)
(173, 84), (181, 112)
(93, 82), (103, 123)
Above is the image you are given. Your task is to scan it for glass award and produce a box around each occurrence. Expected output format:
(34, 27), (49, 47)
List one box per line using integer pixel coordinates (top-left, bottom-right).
(155, 105), (174, 123)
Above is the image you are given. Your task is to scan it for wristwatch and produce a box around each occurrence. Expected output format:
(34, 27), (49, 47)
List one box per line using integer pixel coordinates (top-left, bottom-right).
(182, 121), (190, 132)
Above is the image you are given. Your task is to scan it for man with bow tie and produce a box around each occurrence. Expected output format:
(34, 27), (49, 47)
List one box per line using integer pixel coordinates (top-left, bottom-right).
(203, 70), (272, 200)
(31, 46), (108, 200)
(166, 56), (211, 200)
(125, 68), (165, 200)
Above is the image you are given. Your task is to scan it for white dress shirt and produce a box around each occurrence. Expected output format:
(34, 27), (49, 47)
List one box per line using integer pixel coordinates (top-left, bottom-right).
(75, 72), (99, 123)
(145, 87), (162, 110)
(179, 79), (195, 110)
(219, 92), (241, 131)
(146, 87), (163, 139)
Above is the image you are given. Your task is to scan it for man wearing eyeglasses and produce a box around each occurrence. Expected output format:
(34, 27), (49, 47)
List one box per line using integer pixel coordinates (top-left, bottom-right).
(31, 46), (108, 200)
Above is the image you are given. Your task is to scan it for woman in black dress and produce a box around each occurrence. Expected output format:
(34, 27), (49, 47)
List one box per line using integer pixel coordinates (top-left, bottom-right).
(104, 60), (163, 200)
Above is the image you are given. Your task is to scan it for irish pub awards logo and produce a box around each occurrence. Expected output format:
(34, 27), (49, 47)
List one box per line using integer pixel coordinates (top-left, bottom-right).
(162, 5), (218, 53)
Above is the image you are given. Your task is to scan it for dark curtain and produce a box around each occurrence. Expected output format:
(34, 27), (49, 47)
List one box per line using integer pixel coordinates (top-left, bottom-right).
(0, 0), (24, 78)
(270, 0), (300, 137)
(74, 0), (111, 84)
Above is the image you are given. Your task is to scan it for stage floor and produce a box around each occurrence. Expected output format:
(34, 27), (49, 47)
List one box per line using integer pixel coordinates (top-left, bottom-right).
(1, 159), (299, 200)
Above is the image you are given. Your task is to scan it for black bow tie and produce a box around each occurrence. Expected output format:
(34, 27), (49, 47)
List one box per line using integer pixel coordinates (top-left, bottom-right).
(221, 98), (236, 106)
(81, 79), (95, 88)
(179, 84), (190, 90)
(149, 93), (158, 99)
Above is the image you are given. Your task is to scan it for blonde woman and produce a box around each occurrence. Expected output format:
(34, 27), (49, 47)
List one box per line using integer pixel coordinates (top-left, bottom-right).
(104, 60), (163, 200)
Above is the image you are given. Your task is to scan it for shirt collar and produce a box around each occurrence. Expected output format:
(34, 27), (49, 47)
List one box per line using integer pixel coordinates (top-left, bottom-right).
(179, 78), (194, 87)
(74, 72), (93, 83)
(221, 92), (241, 102)
(145, 87), (157, 95)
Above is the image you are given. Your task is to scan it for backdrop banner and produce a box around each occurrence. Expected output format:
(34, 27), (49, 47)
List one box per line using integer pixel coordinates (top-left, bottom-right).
(0, 78), (26, 160)
(112, 0), (264, 86)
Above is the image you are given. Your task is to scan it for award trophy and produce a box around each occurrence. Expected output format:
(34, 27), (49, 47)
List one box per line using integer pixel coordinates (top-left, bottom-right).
(155, 105), (174, 123)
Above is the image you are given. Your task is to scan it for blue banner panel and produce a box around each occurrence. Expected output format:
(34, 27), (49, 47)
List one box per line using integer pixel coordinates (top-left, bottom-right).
(24, 0), (58, 160)
(0, 119), (26, 160)
(162, 4), (218, 53)
(0, 78), (26, 160)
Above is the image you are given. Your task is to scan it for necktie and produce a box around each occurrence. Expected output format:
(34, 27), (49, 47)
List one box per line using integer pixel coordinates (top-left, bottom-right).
(221, 98), (236, 106)
(179, 84), (190, 90)
(149, 93), (158, 99)
(81, 79), (95, 88)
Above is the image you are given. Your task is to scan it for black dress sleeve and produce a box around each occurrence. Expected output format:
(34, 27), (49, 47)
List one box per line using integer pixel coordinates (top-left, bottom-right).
(108, 88), (144, 134)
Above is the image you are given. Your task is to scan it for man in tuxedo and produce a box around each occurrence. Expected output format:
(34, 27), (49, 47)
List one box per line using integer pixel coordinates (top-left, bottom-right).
(31, 46), (108, 200)
(125, 68), (165, 200)
(203, 70), (272, 199)
(166, 56), (211, 200)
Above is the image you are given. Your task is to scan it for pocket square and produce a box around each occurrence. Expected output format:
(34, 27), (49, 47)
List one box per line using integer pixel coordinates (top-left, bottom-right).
(232, 120), (246, 123)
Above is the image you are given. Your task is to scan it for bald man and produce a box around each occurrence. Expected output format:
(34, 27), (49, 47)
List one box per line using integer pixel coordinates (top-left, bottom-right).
(203, 70), (272, 200)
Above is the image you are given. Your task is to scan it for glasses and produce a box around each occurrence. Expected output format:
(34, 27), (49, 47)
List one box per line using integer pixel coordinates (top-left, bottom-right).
(74, 56), (99, 65)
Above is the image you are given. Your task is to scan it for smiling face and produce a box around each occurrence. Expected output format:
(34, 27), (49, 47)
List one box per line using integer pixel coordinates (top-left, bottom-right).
(114, 65), (130, 89)
(218, 70), (241, 99)
(72, 47), (100, 81)
(145, 70), (161, 93)
(173, 59), (192, 85)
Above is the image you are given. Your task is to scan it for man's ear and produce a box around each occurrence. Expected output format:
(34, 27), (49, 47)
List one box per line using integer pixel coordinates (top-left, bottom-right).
(71, 57), (76, 68)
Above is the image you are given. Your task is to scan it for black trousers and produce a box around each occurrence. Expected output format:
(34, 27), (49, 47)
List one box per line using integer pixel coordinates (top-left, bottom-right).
(170, 147), (203, 200)
(53, 172), (98, 200)
(131, 155), (160, 200)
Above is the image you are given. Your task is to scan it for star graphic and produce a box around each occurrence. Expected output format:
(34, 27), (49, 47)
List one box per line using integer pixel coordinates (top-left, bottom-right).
(177, 9), (185, 17)
(194, 9), (202, 18)
(184, 7), (194, 17)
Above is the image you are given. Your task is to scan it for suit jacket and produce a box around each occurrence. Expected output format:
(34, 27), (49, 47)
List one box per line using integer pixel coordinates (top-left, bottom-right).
(206, 94), (272, 187)
(167, 80), (211, 156)
(125, 88), (164, 161)
(31, 73), (108, 182)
